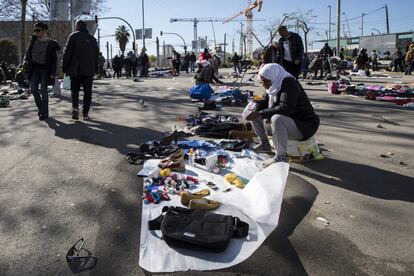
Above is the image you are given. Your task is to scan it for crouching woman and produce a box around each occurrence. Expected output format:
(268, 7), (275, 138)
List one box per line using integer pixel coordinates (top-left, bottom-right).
(246, 63), (319, 167)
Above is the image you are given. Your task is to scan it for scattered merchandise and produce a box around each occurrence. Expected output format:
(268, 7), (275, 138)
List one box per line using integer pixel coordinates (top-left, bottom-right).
(224, 173), (249, 189)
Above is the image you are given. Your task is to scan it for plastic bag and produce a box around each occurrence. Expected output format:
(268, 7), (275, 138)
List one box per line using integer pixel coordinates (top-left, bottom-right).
(287, 136), (324, 161)
(63, 75), (71, 90)
(242, 101), (258, 120)
(189, 83), (213, 100)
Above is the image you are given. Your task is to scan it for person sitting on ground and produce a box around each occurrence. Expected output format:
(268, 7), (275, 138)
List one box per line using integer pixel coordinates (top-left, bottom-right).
(194, 60), (223, 85)
(245, 63), (319, 167)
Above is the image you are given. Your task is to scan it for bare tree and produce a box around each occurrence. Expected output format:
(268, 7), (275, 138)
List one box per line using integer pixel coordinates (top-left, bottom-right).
(284, 10), (318, 53)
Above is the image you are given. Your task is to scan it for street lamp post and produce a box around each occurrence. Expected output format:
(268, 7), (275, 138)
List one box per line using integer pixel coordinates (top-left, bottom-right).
(328, 5), (332, 40)
(141, 0), (145, 49)
(160, 31), (187, 54)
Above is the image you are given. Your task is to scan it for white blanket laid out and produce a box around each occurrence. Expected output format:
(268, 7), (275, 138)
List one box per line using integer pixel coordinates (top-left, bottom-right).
(139, 154), (289, 273)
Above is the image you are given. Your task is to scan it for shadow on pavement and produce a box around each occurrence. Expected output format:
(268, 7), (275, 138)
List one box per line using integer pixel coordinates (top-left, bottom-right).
(46, 118), (164, 155)
(291, 158), (414, 202)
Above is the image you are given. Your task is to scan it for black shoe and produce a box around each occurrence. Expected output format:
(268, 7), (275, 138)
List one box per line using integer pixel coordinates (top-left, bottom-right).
(39, 115), (48, 121)
(72, 109), (79, 120)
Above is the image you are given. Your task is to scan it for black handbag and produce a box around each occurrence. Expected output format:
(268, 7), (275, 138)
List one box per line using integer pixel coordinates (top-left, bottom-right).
(148, 206), (249, 252)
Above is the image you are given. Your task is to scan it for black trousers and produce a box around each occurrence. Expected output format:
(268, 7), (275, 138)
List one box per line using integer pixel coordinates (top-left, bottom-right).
(70, 76), (93, 115)
(282, 60), (302, 79)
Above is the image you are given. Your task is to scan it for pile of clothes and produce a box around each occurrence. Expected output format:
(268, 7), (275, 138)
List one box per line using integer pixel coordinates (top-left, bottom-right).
(0, 87), (29, 101)
(210, 86), (249, 106)
(328, 80), (414, 107)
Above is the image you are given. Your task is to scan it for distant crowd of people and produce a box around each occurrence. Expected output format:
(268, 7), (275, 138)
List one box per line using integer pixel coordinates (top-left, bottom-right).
(111, 48), (150, 78)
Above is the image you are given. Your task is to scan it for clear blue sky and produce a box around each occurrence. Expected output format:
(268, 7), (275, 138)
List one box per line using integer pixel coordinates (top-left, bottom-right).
(96, 0), (414, 56)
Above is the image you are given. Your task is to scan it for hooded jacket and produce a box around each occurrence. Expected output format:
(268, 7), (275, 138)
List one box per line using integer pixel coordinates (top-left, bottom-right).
(405, 45), (414, 62)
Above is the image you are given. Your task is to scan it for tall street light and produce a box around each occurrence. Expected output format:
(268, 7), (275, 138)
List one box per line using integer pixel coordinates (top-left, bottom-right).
(328, 5), (332, 40)
(336, 0), (341, 55)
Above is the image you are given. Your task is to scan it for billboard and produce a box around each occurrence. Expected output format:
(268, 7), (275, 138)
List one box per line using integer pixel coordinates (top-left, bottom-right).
(135, 29), (152, 39)
(359, 34), (396, 54)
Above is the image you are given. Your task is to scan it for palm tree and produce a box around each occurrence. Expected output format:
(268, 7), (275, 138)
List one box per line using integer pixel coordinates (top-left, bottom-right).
(115, 25), (130, 55)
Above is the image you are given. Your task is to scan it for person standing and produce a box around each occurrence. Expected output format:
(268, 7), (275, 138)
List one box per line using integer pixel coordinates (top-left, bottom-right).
(211, 52), (221, 76)
(339, 48), (345, 60)
(320, 43), (334, 57)
(184, 53), (190, 74)
(370, 49), (378, 71)
(232, 53), (241, 74)
(139, 48), (149, 77)
(356, 48), (369, 70)
(392, 48), (404, 72)
(112, 55), (121, 78)
(98, 52), (105, 78)
(405, 44), (414, 75)
(24, 22), (60, 120)
(62, 20), (99, 120)
(262, 42), (279, 64)
(173, 50), (181, 75)
(190, 52), (197, 72)
(277, 26), (304, 79)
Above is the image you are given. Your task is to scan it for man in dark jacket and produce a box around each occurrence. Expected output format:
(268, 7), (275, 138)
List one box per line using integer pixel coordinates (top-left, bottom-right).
(277, 26), (304, 79)
(320, 43), (334, 57)
(138, 48), (149, 77)
(190, 52), (197, 72)
(232, 53), (241, 74)
(62, 20), (99, 120)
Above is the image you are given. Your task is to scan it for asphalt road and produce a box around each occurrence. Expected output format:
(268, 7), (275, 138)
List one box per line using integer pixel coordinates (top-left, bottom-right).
(0, 70), (413, 276)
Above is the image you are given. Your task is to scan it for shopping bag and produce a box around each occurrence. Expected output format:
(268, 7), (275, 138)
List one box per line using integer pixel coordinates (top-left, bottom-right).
(242, 101), (258, 121)
(189, 83), (213, 100)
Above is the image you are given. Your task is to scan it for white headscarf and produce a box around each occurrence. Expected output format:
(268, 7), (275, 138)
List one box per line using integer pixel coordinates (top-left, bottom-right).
(258, 63), (294, 107)
(196, 59), (210, 67)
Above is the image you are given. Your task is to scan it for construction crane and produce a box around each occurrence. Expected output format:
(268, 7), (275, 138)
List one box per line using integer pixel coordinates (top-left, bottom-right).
(170, 17), (265, 51)
(224, 0), (263, 59)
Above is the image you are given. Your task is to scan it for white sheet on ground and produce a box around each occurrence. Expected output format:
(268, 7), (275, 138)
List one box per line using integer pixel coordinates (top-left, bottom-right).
(139, 154), (289, 273)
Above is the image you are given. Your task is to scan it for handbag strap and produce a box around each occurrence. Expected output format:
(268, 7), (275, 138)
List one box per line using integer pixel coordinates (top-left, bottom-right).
(232, 217), (249, 238)
(148, 206), (170, 230)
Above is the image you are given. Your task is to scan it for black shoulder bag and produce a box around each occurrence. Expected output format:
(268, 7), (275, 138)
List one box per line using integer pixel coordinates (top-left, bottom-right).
(148, 206), (249, 252)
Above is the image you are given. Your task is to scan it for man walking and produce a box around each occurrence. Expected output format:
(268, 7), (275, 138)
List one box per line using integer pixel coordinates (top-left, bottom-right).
(277, 26), (304, 79)
(62, 20), (99, 120)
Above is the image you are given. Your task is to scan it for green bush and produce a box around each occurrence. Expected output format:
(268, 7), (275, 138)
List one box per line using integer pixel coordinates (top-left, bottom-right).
(0, 39), (18, 65)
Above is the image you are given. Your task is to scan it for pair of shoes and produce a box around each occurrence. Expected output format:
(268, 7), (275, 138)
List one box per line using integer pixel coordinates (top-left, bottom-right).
(82, 113), (90, 120)
(180, 189), (210, 205)
(158, 148), (185, 172)
(253, 143), (273, 153)
(180, 189), (220, 211)
(262, 155), (289, 168)
(72, 109), (79, 120)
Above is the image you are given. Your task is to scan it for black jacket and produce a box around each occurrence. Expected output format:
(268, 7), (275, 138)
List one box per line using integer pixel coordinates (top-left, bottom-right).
(62, 29), (99, 77)
(256, 77), (319, 140)
(278, 32), (304, 63)
(25, 36), (60, 81)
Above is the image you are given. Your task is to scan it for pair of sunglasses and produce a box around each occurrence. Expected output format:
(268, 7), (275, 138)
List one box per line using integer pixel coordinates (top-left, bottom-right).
(66, 238), (97, 273)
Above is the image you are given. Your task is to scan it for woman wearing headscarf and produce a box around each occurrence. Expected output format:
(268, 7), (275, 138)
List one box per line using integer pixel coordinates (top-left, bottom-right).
(246, 63), (319, 167)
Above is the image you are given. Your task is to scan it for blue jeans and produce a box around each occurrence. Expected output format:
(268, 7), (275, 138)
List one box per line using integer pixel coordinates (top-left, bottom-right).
(30, 69), (49, 117)
(405, 62), (412, 75)
(190, 61), (195, 72)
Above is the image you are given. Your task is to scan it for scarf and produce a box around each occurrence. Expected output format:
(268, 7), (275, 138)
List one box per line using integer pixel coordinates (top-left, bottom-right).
(258, 63), (293, 108)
